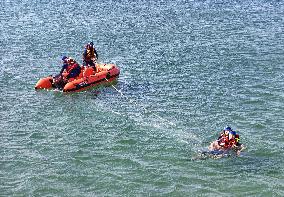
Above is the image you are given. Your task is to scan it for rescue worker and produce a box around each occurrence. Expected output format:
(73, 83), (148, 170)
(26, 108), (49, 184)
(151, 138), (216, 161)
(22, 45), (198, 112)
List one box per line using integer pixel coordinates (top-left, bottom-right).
(53, 56), (69, 89)
(208, 127), (232, 150)
(89, 42), (98, 60)
(209, 127), (244, 155)
(65, 57), (81, 80)
(59, 56), (69, 76)
(53, 56), (82, 88)
(218, 126), (232, 140)
(82, 42), (98, 69)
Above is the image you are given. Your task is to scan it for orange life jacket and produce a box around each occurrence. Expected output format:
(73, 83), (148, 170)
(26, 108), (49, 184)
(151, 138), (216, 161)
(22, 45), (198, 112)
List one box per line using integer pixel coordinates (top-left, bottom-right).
(228, 139), (237, 148)
(87, 47), (95, 59)
(83, 45), (95, 61)
(218, 136), (237, 149)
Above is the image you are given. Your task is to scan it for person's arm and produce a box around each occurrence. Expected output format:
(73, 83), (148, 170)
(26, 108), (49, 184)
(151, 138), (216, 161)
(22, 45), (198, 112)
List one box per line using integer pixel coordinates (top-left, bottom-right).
(59, 66), (65, 75)
(94, 48), (98, 59)
(59, 63), (68, 75)
(82, 49), (87, 60)
(233, 143), (245, 155)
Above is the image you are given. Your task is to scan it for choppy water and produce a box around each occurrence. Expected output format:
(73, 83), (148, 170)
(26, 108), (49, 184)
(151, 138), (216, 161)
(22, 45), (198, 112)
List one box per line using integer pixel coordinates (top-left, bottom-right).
(1, 0), (284, 196)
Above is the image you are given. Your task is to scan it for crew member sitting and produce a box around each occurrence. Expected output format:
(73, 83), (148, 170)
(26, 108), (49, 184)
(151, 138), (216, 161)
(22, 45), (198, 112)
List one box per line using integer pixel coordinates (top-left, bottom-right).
(53, 56), (69, 88)
(53, 56), (81, 88)
(64, 57), (81, 80)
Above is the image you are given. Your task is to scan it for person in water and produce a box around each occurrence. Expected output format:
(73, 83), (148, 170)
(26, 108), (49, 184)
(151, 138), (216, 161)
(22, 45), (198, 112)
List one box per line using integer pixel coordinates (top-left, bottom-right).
(82, 42), (98, 69)
(209, 126), (244, 155)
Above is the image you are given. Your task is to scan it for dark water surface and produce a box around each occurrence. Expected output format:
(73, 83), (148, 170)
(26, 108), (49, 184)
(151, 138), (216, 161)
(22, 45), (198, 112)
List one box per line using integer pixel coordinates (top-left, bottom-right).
(1, 0), (284, 196)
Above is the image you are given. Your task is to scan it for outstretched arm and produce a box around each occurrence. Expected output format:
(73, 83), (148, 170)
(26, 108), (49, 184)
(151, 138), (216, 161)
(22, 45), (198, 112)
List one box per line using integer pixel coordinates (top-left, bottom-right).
(233, 144), (245, 155)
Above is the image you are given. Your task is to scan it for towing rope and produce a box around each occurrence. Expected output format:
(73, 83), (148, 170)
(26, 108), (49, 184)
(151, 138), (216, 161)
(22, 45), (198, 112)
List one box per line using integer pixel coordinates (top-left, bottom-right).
(105, 78), (176, 127)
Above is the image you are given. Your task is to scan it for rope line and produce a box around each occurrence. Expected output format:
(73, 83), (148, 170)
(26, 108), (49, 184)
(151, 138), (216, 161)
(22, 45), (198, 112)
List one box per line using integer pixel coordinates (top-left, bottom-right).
(105, 78), (176, 126)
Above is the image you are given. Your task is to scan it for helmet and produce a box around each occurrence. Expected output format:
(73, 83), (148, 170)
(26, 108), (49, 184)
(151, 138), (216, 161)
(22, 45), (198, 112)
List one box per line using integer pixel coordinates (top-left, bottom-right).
(68, 57), (75, 63)
(224, 126), (232, 131)
(62, 56), (68, 61)
(89, 42), (93, 46)
(229, 131), (236, 136)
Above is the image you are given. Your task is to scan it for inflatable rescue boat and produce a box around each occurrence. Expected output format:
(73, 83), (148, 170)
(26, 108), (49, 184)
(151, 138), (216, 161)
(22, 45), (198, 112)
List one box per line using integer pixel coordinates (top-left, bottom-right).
(35, 63), (120, 93)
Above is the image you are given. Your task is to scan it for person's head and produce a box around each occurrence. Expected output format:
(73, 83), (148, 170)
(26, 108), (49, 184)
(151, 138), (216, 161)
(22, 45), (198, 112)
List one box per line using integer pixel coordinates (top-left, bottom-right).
(62, 56), (68, 62)
(224, 126), (232, 131)
(68, 57), (75, 64)
(89, 42), (93, 46)
(228, 131), (236, 140)
(61, 55), (68, 63)
(223, 126), (232, 135)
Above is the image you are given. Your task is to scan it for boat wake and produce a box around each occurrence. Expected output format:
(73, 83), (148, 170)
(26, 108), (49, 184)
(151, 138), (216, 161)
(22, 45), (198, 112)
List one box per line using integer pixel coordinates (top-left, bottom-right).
(191, 149), (239, 161)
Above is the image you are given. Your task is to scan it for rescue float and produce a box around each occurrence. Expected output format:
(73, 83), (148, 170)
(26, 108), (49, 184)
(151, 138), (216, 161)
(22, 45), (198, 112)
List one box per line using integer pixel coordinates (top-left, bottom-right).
(35, 63), (120, 93)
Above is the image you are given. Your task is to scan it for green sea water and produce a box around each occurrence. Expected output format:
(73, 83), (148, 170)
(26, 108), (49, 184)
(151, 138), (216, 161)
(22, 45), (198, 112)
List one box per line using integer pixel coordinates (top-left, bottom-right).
(1, 0), (284, 196)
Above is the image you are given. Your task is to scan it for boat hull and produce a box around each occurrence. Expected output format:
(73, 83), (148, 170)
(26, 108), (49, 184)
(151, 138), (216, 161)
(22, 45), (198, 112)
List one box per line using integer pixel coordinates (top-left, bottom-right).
(35, 63), (120, 93)
(35, 76), (53, 90)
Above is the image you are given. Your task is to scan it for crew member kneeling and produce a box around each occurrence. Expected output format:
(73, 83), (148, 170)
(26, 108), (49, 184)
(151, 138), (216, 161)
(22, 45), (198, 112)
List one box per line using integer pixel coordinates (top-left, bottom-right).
(53, 56), (81, 89)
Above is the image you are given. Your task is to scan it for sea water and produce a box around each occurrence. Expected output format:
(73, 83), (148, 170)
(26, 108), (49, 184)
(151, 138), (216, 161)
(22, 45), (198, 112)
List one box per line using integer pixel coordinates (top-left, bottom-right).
(0, 0), (283, 196)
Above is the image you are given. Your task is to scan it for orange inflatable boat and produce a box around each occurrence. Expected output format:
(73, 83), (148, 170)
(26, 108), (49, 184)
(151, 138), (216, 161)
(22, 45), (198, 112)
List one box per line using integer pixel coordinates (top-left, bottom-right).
(35, 63), (120, 93)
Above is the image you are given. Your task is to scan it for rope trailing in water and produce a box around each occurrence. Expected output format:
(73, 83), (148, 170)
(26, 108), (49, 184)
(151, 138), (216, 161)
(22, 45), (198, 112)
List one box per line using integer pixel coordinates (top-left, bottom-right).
(105, 78), (176, 126)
